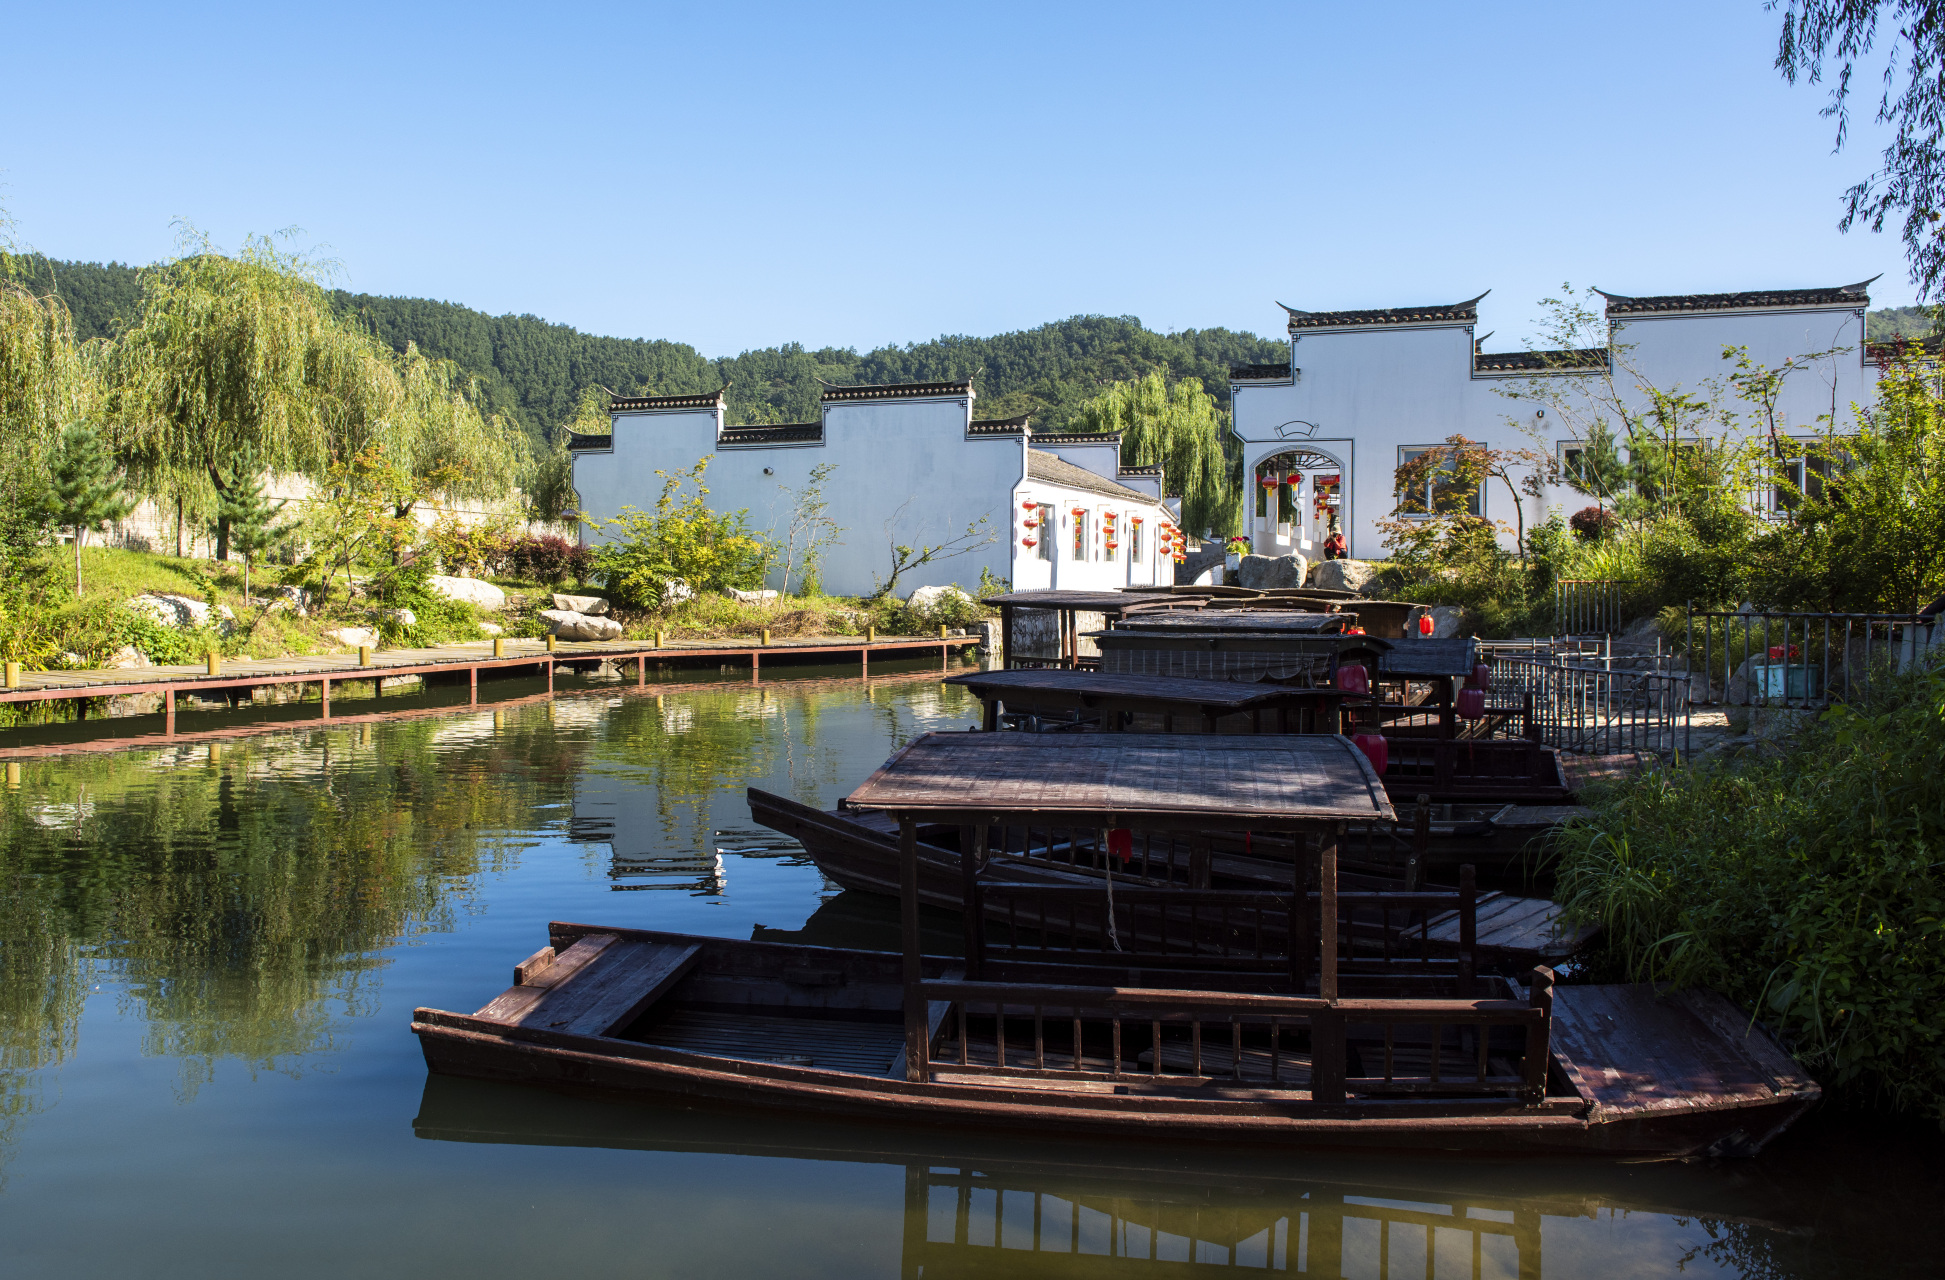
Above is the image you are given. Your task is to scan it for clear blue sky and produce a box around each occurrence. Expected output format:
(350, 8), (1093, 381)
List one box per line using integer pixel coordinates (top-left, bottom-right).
(2, 1), (1912, 356)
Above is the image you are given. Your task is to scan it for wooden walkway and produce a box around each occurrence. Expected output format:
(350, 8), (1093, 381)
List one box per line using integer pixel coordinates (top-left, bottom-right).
(0, 634), (978, 748)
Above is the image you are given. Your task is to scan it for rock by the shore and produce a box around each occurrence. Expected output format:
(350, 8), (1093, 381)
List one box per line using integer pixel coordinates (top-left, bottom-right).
(551, 592), (610, 615)
(728, 587), (781, 605)
(1236, 553), (1307, 590)
(106, 644), (152, 669)
(430, 575), (507, 611)
(326, 627), (380, 650)
(1309, 559), (1380, 593)
(538, 609), (625, 641)
(127, 593), (237, 633)
(906, 584), (973, 619)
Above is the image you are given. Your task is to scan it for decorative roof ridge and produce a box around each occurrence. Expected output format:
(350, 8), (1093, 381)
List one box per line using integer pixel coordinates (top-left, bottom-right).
(1030, 431), (1122, 445)
(820, 379), (973, 402)
(1596, 278), (1880, 316)
(565, 430), (611, 451)
(611, 389), (725, 411)
(1278, 292), (1489, 333)
(1473, 347), (1610, 373)
(1230, 361), (1293, 380)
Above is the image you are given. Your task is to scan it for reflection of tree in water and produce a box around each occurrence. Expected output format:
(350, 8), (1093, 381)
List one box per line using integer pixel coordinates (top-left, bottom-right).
(0, 704), (590, 1138)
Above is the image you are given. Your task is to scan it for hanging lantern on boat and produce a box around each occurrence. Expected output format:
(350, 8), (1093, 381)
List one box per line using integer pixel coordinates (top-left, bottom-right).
(1335, 664), (1370, 695)
(1416, 613), (1435, 636)
(1351, 733), (1389, 775)
(1468, 662), (1492, 689)
(1456, 687), (1487, 719)
(1107, 829), (1133, 864)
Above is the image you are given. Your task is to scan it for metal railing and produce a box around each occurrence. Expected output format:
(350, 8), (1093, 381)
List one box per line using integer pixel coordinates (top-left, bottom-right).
(1553, 579), (1636, 636)
(1486, 653), (1690, 757)
(1685, 608), (1942, 709)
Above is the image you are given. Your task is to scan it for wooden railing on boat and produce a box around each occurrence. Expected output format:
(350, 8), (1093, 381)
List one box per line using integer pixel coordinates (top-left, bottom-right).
(912, 970), (1554, 1103)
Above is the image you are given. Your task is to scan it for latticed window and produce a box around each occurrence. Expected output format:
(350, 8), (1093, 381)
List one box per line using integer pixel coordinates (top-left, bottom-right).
(1037, 504), (1054, 561)
(1071, 509), (1088, 560)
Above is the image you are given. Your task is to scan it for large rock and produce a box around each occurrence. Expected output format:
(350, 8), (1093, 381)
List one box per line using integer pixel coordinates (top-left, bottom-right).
(539, 609), (625, 641)
(1309, 559), (1380, 594)
(1235, 553), (1307, 590)
(662, 579), (694, 607)
(127, 593), (236, 632)
(431, 575), (507, 611)
(106, 644), (152, 670)
(326, 627), (380, 650)
(383, 607), (418, 630)
(728, 587), (780, 605)
(906, 584), (974, 620)
(551, 592), (610, 615)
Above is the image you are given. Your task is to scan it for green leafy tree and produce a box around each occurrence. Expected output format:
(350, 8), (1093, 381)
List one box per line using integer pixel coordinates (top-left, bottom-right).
(1074, 371), (1239, 536)
(46, 423), (134, 595)
(589, 458), (769, 607)
(214, 445), (291, 600)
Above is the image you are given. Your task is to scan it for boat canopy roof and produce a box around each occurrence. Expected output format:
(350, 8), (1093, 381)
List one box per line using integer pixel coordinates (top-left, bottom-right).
(844, 731), (1395, 829)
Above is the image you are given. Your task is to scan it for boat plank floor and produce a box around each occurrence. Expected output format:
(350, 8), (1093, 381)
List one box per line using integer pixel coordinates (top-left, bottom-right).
(636, 1010), (905, 1075)
(1550, 985), (1818, 1118)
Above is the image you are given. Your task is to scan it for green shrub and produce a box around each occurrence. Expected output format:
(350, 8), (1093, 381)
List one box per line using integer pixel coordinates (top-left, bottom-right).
(588, 458), (769, 608)
(1554, 661), (1945, 1119)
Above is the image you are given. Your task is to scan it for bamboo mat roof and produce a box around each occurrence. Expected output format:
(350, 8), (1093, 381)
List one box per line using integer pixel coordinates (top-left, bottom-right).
(845, 731), (1394, 826)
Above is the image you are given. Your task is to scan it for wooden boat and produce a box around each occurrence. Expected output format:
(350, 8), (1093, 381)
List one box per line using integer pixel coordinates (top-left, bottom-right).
(415, 733), (1814, 1156)
(944, 667), (1360, 735)
(749, 788), (1594, 964)
(411, 921), (1818, 1157)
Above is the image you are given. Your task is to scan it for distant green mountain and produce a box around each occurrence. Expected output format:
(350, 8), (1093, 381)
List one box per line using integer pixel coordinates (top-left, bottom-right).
(11, 256), (1285, 450)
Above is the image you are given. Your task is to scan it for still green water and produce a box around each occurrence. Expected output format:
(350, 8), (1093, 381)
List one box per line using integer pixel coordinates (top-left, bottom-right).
(0, 661), (1938, 1278)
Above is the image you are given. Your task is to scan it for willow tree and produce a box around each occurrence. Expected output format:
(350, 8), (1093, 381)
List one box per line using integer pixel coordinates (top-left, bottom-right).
(1074, 371), (1239, 536)
(115, 229), (383, 559)
(374, 343), (525, 518)
(0, 211), (103, 581)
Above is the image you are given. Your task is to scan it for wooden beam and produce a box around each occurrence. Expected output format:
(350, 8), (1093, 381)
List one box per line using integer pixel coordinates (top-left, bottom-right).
(900, 814), (927, 1083)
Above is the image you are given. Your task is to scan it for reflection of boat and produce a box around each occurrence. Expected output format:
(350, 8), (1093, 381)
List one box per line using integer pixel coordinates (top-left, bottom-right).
(412, 1072), (1823, 1276)
(748, 789), (1593, 964)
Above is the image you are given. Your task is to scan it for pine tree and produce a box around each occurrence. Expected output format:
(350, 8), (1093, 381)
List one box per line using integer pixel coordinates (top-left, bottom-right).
(46, 423), (133, 595)
(215, 445), (289, 600)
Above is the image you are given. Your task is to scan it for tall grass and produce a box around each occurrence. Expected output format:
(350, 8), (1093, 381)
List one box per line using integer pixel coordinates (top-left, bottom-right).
(1555, 659), (1945, 1119)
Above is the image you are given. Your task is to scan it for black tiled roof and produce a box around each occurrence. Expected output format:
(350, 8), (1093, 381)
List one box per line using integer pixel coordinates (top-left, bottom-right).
(1473, 348), (1610, 374)
(611, 390), (725, 411)
(565, 431), (611, 452)
(1230, 362), (1293, 380)
(1280, 293), (1487, 332)
(969, 413), (1031, 435)
(1598, 279), (1877, 316)
(1029, 432), (1121, 446)
(821, 379), (973, 402)
(1119, 463), (1163, 476)
(719, 422), (822, 446)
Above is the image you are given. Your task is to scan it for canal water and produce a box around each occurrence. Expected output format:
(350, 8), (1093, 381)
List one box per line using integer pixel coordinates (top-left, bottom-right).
(0, 661), (1938, 1278)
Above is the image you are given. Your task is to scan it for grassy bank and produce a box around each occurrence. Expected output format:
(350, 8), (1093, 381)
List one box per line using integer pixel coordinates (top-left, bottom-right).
(1553, 660), (1945, 1121)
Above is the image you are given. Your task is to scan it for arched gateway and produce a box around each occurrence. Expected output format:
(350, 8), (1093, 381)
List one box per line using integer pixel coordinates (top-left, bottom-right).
(1244, 446), (1349, 559)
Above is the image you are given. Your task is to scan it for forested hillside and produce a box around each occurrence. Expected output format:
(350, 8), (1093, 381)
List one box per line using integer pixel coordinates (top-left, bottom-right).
(1866, 305), (1936, 341)
(12, 255), (1284, 448)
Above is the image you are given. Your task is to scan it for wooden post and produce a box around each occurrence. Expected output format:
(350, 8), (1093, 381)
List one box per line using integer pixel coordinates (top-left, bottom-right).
(960, 821), (986, 980)
(545, 657), (554, 694)
(1291, 835), (1310, 992)
(751, 650), (761, 681)
(1318, 823), (1339, 1001)
(761, 628), (771, 646)
(637, 655), (646, 687)
(2, 660), (17, 688)
(899, 814), (927, 1083)
(1000, 604), (1014, 671)
(1408, 792), (1430, 891)
(205, 652), (221, 677)
(469, 665), (478, 706)
(359, 644), (373, 666)
(1310, 1007), (1346, 1104)
(982, 698), (998, 732)
(320, 678), (330, 721)
(1524, 966), (1556, 1102)
(164, 688), (176, 737)
(866, 624), (876, 644)
(861, 644), (868, 678)
(1458, 863), (1477, 993)
(655, 629), (666, 650)
(1438, 675), (1455, 739)
(493, 637), (505, 659)
(546, 633), (558, 653)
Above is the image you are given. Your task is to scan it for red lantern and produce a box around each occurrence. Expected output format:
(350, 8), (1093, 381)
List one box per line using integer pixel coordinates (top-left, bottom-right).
(1456, 687), (1486, 719)
(1468, 662), (1492, 689)
(1259, 474), (1279, 489)
(1021, 500), (1038, 510)
(1416, 614), (1435, 636)
(1107, 828), (1133, 864)
(1352, 733), (1389, 775)
(1335, 664), (1370, 695)
(1021, 537), (1037, 548)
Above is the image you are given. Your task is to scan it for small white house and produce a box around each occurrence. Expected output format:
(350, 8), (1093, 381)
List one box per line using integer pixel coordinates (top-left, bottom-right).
(1228, 281), (1881, 559)
(569, 380), (1178, 599)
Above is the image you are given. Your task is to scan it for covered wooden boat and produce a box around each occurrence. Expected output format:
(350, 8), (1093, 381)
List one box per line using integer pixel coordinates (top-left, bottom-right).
(411, 922), (1818, 1157)
(944, 667), (1360, 735)
(749, 788), (1594, 964)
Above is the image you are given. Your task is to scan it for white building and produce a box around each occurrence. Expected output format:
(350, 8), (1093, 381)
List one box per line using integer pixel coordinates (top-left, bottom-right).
(1227, 281), (1880, 559)
(570, 380), (1178, 599)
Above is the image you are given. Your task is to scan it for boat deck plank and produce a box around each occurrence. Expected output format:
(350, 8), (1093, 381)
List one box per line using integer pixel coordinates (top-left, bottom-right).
(1549, 984), (1819, 1120)
(637, 1010), (905, 1074)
